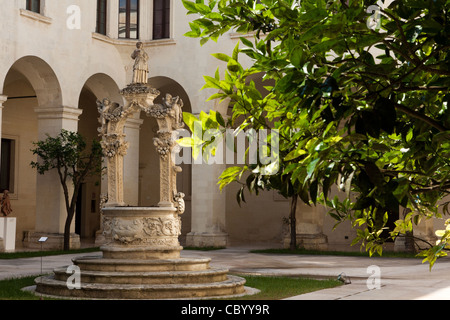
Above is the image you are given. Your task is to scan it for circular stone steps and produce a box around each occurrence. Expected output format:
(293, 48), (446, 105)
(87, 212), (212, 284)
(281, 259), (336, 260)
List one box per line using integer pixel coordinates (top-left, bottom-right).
(52, 266), (230, 285)
(35, 274), (247, 300)
(72, 256), (212, 272)
(34, 255), (248, 300)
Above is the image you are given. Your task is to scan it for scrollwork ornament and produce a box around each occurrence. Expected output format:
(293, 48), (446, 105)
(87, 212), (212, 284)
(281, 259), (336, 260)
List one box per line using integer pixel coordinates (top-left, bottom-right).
(101, 134), (129, 158)
(174, 192), (185, 214)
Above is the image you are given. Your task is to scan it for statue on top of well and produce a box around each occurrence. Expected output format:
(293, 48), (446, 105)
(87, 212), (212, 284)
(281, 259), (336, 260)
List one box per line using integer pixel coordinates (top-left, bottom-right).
(131, 42), (149, 84)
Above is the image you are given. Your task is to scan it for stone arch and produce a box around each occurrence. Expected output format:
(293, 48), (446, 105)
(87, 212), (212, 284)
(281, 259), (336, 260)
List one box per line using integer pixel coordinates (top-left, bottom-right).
(1, 55), (64, 246)
(76, 73), (122, 240)
(4, 55), (63, 109)
(79, 73), (124, 106)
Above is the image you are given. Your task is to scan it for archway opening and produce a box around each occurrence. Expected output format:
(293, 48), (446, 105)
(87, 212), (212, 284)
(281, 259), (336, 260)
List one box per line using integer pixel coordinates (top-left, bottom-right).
(77, 73), (121, 242)
(140, 76), (192, 245)
(2, 56), (63, 248)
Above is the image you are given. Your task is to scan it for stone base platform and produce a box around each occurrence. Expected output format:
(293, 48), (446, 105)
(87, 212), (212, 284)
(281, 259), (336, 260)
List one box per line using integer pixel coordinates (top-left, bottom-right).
(283, 233), (328, 251)
(34, 255), (247, 300)
(23, 231), (81, 250)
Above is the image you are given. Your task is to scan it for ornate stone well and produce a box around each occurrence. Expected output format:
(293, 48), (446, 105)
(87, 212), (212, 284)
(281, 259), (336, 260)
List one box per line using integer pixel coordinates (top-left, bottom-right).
(34, 43), (247, 300)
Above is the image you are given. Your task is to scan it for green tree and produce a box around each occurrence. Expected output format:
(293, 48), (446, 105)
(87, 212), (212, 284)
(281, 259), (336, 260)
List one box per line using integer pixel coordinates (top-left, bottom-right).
(181, 0), (450, 266)
(31, 130), (103, 251)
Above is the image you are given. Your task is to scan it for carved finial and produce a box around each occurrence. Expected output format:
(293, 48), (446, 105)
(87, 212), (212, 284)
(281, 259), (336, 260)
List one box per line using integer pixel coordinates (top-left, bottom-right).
(173, 192), (185, 214)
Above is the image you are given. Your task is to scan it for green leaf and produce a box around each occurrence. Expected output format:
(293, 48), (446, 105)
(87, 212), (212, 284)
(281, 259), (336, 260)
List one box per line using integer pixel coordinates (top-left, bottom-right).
(227, 58), (240, 73)
(240, 37), (254, 48)
(306, 158), (320, 180)
(310, 38), (341, 53)
(183, 112), (199, 132)
(203, 75), (222, 90)
(216, 111), (226, 127)
(182, 0), (198, 13)
(284, 148), (307, 161)
(364, 162), (383, 188)
(205, 12), (223, 21)
(211, 53), (231, 62)
(195, 3), (212, 14)
(177, 137), (194, 147)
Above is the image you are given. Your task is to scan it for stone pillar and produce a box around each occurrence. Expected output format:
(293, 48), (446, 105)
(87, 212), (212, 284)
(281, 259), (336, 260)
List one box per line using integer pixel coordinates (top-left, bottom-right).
(0, 95), (10, 252)
(283, 202), (328, 250)
(0, 96), (7, 168)
(186, 164), (229, 248)
(123, 116), (144, 206)
(139, 0), (151, 41)
(412, 219), (437, 249)
(107, 0), (119, 38)
(23, 106), (83, 250)
(0, 217), (16, 252)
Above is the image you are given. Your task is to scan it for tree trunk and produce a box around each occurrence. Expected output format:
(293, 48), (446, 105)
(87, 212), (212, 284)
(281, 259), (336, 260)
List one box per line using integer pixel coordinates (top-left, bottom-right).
(64, 209), (75, 251)
(290, 195), (298, 251)
(63, 180), (82, 251)
(405, 230), (415, 253)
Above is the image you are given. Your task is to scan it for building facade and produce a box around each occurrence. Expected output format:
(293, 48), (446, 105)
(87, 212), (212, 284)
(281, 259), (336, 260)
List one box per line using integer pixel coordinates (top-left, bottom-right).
(0, 0), (443, 251)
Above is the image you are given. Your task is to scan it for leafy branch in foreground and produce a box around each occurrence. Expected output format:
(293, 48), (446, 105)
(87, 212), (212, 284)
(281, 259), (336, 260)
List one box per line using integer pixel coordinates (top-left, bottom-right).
(182, 0), (450, 267)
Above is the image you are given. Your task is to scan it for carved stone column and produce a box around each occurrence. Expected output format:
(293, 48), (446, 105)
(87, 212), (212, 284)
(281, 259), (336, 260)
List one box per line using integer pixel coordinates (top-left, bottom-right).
(98, 84), (186, 259)
(97, 85), (159, 207)
(144, 94), (185, 211)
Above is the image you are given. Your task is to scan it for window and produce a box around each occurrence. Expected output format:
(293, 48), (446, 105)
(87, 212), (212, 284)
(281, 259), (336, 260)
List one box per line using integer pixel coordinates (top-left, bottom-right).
(119, 0), (139, 39)
(0, 139), (15, 193)
(26, 0), (41, 13)
(153, 0), (170, 40)
(96, 0), (107, 35)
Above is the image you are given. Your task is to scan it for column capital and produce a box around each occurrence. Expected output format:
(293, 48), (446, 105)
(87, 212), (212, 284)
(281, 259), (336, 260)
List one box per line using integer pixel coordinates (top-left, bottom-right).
(124, 117), (144, 130)
(34, 106), (83, 121)
(0, 95), (8, 106)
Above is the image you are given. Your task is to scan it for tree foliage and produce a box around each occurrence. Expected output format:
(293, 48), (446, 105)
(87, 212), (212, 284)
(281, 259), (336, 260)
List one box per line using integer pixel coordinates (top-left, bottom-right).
(31, 130), (103, 251)
(182, 0), (450, 266)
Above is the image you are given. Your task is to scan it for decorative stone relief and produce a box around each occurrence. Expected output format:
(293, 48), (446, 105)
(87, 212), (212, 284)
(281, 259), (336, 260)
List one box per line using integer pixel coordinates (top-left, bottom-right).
(113, 219), (145, 244)
(102, 215), (181, 245)
(153, 134), (173, 160)
(174, 192), (186, 214)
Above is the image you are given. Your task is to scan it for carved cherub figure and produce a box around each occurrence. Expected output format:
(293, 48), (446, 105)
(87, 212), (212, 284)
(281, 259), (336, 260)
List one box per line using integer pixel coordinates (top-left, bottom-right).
(1, 190), (12, 217)
(163, 94), (184, 129)
(97, 98), (112, 135)
(97, 98), (123, 135)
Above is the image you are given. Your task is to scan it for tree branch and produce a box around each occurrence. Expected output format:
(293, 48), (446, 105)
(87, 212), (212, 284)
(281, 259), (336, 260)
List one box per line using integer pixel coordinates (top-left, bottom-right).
(393, 102), (448, 132)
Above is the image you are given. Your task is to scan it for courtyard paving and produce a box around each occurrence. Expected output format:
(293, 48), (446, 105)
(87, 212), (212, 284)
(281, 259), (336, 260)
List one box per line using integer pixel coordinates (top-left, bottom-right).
(1, 246), (449, 300)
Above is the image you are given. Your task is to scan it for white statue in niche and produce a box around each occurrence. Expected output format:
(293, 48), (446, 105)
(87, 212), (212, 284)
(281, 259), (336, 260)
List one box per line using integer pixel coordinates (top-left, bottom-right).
(131, 42), (149, 84)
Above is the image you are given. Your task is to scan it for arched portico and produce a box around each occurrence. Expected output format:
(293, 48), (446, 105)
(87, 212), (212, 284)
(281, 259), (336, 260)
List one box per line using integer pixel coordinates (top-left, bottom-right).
(2, 56), (83, 249)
